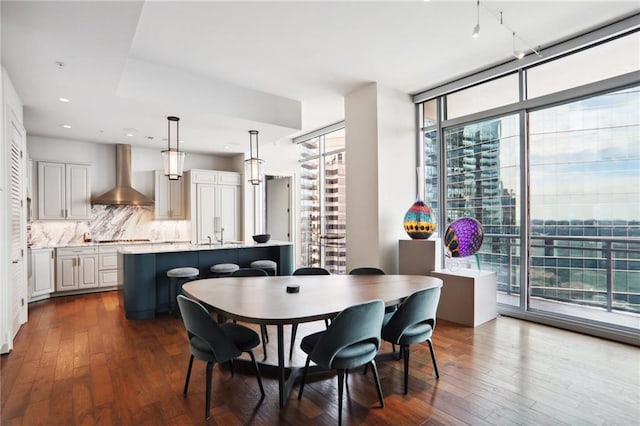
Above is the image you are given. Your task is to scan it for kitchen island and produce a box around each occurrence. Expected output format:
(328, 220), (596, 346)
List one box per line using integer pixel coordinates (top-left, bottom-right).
(119, 241), (293, 319)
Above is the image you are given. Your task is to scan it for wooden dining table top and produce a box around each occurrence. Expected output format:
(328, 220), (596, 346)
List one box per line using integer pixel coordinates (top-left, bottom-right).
(182, 274), (443, 325)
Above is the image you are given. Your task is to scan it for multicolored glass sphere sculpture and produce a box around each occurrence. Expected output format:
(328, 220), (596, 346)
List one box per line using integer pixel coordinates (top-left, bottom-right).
(444, 217), (484, 257)
(403, 200), (436, 239)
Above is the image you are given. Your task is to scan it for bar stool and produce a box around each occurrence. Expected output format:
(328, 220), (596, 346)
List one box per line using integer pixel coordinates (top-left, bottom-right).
(210, 263), (240, 277)
(250, 260), (277, 276)
(167, 267), (200, 314)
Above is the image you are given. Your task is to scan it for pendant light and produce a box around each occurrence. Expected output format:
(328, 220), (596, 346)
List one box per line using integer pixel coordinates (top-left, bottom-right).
(162, 116), (185, 180)
(245, 130), (264, 185)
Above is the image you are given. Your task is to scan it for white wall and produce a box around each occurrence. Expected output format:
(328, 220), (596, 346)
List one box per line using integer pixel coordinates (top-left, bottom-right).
(376, 85), (417, 273)
(242, 137), (299, 258)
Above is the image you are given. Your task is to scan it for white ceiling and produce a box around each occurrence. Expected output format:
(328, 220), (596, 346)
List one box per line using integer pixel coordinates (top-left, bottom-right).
(2, 1), (638, 156)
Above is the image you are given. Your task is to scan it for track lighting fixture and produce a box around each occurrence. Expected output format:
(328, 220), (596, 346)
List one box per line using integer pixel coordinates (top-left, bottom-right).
(513, 32), (525, 59)
(472, 0), (480, 38)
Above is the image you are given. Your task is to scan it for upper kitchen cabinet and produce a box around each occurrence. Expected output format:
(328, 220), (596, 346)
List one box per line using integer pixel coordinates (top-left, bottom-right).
(37, 161), (91, 220)
(186, 169), (241, 244)
(154, 170), (185, 219)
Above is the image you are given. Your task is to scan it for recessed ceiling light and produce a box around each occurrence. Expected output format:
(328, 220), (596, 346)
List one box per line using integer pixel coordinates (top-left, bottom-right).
(58, 97), (70, 103)
(61, 124), (72, 129)
(224, 145), (231, 149)
(179, 140), (185, 144)
(125, 133), (134, 137)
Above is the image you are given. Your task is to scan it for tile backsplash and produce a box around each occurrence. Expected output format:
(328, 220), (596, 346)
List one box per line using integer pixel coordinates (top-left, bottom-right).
(29, 205), (191, 247)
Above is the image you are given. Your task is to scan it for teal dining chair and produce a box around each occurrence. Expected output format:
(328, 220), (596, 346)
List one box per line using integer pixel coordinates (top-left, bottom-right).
(289, 266), (331, 359)
(297, 299), (385, 425)
(230, 267), (270, 360)
(381, 286), (441, 394)
(177, 295), (265, 419)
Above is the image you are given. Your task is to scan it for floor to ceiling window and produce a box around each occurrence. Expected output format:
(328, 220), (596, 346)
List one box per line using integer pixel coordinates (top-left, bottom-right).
(415, 26), (639, 340)
(296, 124), (346, 273)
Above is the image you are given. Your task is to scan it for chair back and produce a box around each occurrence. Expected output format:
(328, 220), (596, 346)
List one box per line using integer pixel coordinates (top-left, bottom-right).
(293, 267), (330, 276)
(231, 268), (268, 277)
(349, 267), (385, 275)
(310, 299), (384, 368)
(177, 295), (241, 363)
(382, 287), (441, 344)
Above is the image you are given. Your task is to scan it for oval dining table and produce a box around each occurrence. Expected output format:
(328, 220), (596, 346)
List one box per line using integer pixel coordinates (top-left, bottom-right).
(182, 273), (443, 408)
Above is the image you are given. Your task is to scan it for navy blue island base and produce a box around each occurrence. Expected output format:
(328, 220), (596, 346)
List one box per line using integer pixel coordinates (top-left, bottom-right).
(119, 243), (293, 319)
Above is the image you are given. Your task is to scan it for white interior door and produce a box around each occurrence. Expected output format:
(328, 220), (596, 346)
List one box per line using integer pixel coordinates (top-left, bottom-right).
(266, 176), (292, 242)
(9, 112), (27, 344)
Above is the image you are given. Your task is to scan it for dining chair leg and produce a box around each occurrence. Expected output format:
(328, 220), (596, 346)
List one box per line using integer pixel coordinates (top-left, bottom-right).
(247, 350), (265, 397)
(260, 325), (268, 361)
(337, 369), (345, 426)
(183, 355), (194, 396)
(402, 344), (410, 395)
(427, 339), (440, 379)
(205, 362), (214, 420)
(297, 356), (312, 400)
(369, 360), (385, 408)
(345, 369), (350, 394)
(289, 324), (298, 359)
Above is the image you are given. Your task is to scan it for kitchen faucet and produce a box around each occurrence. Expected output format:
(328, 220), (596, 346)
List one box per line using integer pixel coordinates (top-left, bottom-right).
(207, 236), (212, 247)
(219, 227), (224, 246)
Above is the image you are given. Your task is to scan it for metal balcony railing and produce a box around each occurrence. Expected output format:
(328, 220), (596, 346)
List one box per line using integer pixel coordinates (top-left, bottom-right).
(479, 233), (640, 314)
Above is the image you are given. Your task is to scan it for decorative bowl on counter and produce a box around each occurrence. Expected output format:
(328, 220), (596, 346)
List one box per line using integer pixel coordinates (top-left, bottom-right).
(252, 234), (271, 244)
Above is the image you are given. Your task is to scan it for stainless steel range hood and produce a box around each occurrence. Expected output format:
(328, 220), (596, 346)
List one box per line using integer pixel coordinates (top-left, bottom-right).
(92, 144), (154, 206)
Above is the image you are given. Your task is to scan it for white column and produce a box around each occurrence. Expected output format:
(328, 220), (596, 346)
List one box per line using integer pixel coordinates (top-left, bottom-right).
(345, 83), (416, 273)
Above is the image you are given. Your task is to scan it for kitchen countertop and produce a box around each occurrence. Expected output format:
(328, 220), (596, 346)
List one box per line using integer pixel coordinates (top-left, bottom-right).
(119, 240), (292, 255)
(29, 239), (292, 254)
(28, 240), (191, 249)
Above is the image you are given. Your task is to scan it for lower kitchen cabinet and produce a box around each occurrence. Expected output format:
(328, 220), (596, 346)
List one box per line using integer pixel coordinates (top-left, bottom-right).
(56, 246), (99, 291)
(28, 248), (55, 301)
(98, 245), (120, 287)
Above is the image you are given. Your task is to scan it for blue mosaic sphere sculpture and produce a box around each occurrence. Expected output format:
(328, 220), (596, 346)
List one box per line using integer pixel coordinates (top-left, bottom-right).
(444, 217), (484, 257)
(403, 200), (436, 239)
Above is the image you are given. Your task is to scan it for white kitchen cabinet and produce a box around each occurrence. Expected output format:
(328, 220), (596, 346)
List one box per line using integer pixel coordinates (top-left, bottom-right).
(187, 170), (240, 244)
(98, 245), (120, 287)
(28, 248), (55, 301)
(154, 170), (185, 219)
(56, 246), (99, 291)
(37, 161), (91, 220)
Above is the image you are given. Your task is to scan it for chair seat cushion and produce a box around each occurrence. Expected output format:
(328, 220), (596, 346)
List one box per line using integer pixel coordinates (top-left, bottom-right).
(382, 322), (433, 345)
(219, 322), (261, 352)
(301, 331), (378, 369)
(250, 260), (277, 269)
(167, 267), (199, 278)
(210, 263), (240, 273)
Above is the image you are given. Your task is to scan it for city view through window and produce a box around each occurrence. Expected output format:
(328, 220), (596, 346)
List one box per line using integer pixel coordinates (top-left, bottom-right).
(423, 83), (638, 330)
(298, 128), (346, 274)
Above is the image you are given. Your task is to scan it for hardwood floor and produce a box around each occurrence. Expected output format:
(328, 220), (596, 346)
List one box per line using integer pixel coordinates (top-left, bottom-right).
(2, 291), (638, 425)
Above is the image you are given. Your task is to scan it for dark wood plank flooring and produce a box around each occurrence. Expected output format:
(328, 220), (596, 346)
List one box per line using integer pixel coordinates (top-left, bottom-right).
(2, 291), (639, 425)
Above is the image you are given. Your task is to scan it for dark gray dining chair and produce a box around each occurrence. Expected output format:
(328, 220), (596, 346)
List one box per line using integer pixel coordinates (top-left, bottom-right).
(177, 295), (265, 419)
(289, 266), (331, 359)
(349, 267), (385, 275)
(229, 268), (270, 360)
(349, 266), (396, 318)
(297, 299), (385, 425)
(381, 286), (441, 394)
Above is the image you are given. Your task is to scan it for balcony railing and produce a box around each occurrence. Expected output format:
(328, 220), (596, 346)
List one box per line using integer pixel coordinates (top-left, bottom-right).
(479, 233), (640, 315)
